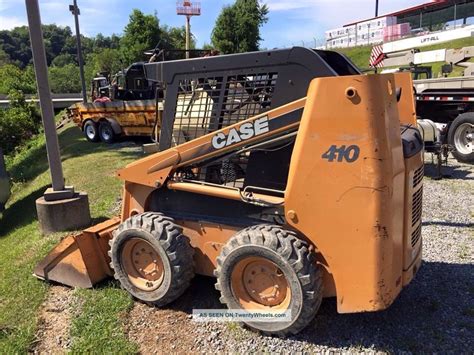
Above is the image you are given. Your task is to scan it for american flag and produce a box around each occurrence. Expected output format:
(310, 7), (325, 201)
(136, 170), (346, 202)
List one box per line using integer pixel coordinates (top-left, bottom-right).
(369, 45), (385, 68)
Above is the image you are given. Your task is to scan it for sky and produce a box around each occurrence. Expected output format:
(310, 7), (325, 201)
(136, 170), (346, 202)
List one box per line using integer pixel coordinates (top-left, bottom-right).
(0, 0), (427, 48)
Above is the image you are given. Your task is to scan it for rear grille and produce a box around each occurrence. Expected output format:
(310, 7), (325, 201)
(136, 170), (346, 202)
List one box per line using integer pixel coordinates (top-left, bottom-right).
(412, 187), (423, 227)
(411, 223), (422, 247)
(413, 165), (424, 188)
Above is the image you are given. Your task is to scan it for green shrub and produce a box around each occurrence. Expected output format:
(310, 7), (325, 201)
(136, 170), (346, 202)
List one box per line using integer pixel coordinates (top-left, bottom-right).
(0, 64), (36, 95)
(49, 63), (82, 93)
(0, 90), (41, 155)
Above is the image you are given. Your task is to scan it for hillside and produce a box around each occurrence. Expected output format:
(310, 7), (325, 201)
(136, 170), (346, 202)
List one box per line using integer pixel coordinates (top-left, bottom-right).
(336, 36), (474, 75)
(0, 122), (142, 352)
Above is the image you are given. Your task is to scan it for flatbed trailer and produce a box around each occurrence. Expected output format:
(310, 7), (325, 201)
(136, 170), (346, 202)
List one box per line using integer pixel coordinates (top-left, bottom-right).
(375, 45), (474, 163)
(69, 99), (161, 144)
(415, 76), (474, 163)
(70, 88), (222, 145)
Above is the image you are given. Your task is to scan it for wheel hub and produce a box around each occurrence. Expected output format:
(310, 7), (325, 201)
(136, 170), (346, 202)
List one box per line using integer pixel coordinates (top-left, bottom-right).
(85, 125), (95, 139)
(121, 238), (164, 291)
(231, 257), (290, 310)
(454, 122), (474, 155)
(101, 127), (112, 140)
(242, 261), (287, 306)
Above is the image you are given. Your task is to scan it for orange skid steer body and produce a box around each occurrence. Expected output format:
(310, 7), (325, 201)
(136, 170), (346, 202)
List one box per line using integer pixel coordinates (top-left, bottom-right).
(35, 48), (423, 335)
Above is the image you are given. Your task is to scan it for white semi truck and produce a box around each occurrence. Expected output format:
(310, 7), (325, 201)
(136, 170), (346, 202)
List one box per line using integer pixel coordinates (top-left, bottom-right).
(377, 46), (474, 163)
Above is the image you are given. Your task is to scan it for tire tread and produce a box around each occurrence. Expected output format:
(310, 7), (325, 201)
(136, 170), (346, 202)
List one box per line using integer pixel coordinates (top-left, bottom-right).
(109, 212), (194, 307)
(215, 224), (322, 337)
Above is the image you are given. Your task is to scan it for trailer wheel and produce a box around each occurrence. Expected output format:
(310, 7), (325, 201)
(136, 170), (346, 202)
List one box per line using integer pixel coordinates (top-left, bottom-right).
(109, 212), (194, 307)
(215, 225), (322, 336)
(99, 121), (116, 144)
(83, 120), (99, 142)
(448, 113), (474, 163)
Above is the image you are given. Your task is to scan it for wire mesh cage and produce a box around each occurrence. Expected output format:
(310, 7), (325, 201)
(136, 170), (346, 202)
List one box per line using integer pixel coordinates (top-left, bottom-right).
(176, 1), (201, 16)
(171, 72), (279, 188)
(172, 73), (278, 146)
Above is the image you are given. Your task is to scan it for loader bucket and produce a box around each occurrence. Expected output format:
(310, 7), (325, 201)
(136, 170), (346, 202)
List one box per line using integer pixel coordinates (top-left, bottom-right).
(34, 217), (120, 288)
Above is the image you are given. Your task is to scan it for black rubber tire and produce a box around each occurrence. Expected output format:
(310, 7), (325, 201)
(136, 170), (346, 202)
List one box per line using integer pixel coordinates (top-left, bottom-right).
(215, 224), (322, 337)
(448, 112), (474, 163)
(109, 212), (194, 307)
(83, 120), (99, 142)
(98, 121), (116, 144)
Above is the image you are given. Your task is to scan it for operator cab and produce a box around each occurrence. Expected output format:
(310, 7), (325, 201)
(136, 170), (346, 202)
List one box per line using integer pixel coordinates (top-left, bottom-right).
(91, 76), (110, 101)
(112, 63), (156, 101)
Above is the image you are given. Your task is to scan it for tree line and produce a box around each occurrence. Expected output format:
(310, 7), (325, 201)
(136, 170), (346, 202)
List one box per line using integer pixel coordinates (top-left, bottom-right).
(0, 0), (268, 154)
(0, 9), (196, 154)
(0, 10), (196, 94)
(0, 0), (268, 95)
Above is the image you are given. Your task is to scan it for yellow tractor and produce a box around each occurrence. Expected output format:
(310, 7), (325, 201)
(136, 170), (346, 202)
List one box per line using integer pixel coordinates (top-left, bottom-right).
(35, 47), (423, 336)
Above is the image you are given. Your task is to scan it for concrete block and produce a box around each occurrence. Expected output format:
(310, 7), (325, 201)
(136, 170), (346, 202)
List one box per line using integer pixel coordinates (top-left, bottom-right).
(142, 143), (160, 154)
(36, 191), (91, 235)
(43, 186), (75, 201)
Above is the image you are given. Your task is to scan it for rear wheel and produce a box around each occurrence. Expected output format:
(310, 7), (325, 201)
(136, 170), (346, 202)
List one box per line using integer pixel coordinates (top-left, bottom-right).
(83, 120), (99, 142)
(448, 113), (474, 163)
(109, 212), (194, 306)
(99, 121), (116, 144)
(215, 225), (322, 336)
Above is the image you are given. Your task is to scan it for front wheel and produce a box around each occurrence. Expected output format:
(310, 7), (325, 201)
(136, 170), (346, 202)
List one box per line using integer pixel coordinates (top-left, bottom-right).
(83, 120), (99, 142)
(215, 225), (322, 336)
(448, 113), (474, 163)
(109, 212), (194, 306)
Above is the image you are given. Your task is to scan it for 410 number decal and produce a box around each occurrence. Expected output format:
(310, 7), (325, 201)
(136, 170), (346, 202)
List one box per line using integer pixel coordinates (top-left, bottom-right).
(321, 145), (360, 163)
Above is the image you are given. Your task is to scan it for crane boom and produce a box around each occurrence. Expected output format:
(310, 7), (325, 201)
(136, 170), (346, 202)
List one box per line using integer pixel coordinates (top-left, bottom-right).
(380, 46), (474, 76)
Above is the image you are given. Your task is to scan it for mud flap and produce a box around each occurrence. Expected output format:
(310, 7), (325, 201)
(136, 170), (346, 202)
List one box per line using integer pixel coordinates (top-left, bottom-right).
(33, 217), (121, 288)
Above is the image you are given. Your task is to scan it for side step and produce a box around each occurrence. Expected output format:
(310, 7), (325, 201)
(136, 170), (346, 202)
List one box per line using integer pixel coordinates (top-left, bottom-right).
(33, 217), (121, 288)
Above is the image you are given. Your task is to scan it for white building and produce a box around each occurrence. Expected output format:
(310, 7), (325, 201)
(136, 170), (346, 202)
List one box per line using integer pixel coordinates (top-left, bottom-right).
(325, 16), (397, 49)
(323, 0), (474, 49)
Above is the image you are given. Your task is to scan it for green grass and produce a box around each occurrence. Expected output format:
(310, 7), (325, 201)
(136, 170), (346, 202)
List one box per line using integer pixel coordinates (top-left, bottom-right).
(70, 285), (138, 353)
(337, 36), (474, 72)
(337, 45), (373, 70)
(0, 122), (141, 352)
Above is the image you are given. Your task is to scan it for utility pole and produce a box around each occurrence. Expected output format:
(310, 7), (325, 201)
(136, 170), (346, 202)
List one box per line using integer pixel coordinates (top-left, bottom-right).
(26, 0), (66, 193)
(26, 0), (90, 234)
(177, 1), (201, 59)
(375, 0), (379, 17)
(185, 15), (191, 59)
(69, 0), (87, 103)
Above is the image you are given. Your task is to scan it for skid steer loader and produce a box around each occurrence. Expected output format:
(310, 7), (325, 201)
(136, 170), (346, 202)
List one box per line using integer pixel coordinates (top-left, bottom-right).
(34, 47), (424, 336)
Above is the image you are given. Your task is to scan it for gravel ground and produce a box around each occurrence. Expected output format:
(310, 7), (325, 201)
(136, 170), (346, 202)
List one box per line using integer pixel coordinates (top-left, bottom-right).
(124, 155), (473, 354)
(32, 286), (73, 353)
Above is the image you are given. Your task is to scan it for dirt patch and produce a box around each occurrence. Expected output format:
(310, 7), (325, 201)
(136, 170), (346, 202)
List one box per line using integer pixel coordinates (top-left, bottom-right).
(31, 286), (73, 354)
(125, 276), (224, 354)
(126, 303), (197, 354)
(108, 196), (123, 216)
